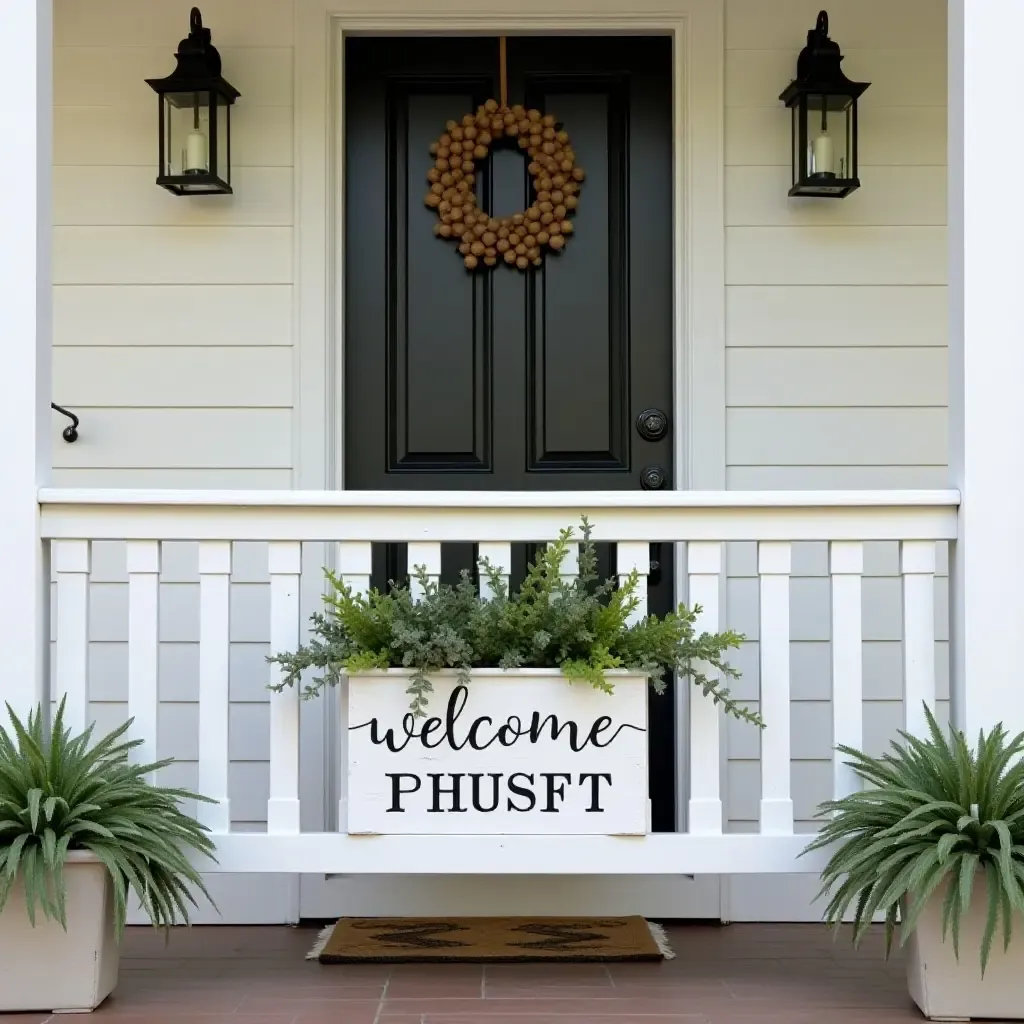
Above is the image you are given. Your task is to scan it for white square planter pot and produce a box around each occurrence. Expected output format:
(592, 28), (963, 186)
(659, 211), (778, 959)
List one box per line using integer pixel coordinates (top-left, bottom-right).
(346, 669), (650, 836)
(0, 851), (119, 1013)
(905, 876), (1024, 1021)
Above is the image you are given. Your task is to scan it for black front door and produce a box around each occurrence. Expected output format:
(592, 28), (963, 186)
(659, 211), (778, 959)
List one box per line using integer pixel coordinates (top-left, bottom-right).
(344, 35), (677, 830)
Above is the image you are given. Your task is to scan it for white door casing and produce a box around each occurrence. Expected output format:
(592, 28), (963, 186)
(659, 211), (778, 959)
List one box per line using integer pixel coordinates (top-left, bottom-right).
(291, 0), (727, 920)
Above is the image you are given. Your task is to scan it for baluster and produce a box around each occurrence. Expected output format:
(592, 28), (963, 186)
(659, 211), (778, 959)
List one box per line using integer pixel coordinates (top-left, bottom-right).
(688, 541), (724, 834)
(830, 541), (864, 801)
(197, 541), (231, 833)
(336, 541), (373, 832)
(616, 542), (650, 626)
(902, 540), (937, 737)
(126, 541), (160, 783)
(407, 542), (442, 602)
(758, 541), (794, 834)
(54, 540), (90, 735)
(478, 542), (511, 601)
(267, 541), (302, 834)
(551, 540), (580, 585)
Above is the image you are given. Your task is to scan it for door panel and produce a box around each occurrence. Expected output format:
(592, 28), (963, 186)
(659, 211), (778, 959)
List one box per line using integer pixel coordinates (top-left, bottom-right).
(345, 36), (673, 492)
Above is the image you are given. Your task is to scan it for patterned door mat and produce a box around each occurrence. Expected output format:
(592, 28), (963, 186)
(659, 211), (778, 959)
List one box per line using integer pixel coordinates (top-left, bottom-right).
(308, 916), (674, 963)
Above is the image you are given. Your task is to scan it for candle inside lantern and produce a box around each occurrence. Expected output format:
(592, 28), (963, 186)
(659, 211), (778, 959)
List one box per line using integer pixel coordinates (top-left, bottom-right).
(810, 132), (834, 177)
(184, 129), (208, 174)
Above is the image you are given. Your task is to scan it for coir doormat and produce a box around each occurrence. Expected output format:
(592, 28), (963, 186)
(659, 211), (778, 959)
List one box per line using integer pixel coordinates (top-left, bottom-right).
(307, 916), (674, 963)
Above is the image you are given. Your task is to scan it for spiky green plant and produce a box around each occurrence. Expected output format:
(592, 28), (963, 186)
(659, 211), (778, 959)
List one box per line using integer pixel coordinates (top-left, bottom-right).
(803, 704), (1024, 975)
(269, 518), (759, 725)
(0, 697), (217, 935)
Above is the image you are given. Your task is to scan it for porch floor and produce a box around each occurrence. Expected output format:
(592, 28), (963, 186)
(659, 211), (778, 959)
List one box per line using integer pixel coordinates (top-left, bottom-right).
(11, 921), (934, 1023)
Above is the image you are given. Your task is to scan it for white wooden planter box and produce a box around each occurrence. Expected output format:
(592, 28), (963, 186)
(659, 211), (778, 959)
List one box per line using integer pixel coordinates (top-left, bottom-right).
(905, 876), (1024, 1021)
(0, 851), (119, 1013)
(346, 669), (649, 836)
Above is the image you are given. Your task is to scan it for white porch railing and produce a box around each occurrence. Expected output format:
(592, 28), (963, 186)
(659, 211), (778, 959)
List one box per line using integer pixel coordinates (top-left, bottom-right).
(38, 488), (959, 876)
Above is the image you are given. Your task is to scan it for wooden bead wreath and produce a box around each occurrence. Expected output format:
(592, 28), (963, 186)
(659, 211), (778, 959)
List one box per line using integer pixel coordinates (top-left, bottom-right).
(424, 98), (585, 271)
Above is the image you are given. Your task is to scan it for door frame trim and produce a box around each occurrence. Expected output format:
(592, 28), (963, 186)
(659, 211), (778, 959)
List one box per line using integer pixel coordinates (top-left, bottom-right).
(292, 0), (727, 918)
(293, 0), (726, 494)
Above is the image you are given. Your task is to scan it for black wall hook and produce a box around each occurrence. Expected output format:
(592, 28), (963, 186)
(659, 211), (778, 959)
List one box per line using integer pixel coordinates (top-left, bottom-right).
(52, 402), (79, 443)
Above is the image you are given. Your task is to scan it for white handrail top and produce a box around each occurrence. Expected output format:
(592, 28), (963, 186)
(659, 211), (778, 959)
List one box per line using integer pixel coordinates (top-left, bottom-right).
(39, 489), (959, 542)
(38, 488), (961, 510)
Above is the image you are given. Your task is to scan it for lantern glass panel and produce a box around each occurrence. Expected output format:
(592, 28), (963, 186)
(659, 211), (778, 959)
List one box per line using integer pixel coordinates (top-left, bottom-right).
(159, 89), (231, 194)
(215, 97), (230, 183)
(163, 91), (209, 177)
(805, 93), (853, 182)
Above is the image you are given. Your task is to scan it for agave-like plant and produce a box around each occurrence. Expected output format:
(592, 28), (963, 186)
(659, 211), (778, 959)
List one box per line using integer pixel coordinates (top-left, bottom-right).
(0, 697), (217, 934)
(804, 704), (1024, 975)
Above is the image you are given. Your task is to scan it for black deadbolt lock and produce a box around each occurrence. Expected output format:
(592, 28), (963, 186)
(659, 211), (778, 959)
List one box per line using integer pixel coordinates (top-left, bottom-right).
(640, 465), (667, 490)
(636, 408), (669, 442)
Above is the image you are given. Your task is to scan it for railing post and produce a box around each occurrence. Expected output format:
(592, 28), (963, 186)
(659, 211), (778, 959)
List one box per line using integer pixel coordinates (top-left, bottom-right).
(830, 541), (863, 801)
(54, 540), (90, 735)
(478, 542), (511, 600)
(902, 541), (937, 738)
(949, 0), (1024, 737)
(407, 542), (442, 602)
(758, 541), (794, 835)
(198, 541), (232, 833)
(268, 541), (302, 834)
(687, 541), (723, 835)
(126, 541), (161, 782)
(0, 1), (52, 721)
(336, 541), (373, 833)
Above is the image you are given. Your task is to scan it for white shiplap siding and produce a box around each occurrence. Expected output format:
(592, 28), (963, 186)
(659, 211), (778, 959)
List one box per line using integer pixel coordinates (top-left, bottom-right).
(52, 0), (295, 920)
(722, 0), (948, 920)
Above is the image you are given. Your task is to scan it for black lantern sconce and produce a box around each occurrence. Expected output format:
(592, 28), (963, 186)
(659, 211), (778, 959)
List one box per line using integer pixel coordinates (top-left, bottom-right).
(779, 11), (869, 198)
(146, 8), (240, 195)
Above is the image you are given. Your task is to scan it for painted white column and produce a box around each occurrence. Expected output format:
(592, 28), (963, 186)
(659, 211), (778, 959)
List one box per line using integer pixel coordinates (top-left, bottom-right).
(0, 2), (52, 720)
(948, 1), (1024, 738)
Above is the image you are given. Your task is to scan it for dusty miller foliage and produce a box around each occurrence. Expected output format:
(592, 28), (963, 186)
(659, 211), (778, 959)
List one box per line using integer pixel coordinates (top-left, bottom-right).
(270, 520), (759, 726)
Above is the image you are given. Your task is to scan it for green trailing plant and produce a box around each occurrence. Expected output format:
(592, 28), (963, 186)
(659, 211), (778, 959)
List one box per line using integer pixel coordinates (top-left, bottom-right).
(804, 704), (1024, 975)
(0, 697), (217, 935)
(270, 518), (759, 726)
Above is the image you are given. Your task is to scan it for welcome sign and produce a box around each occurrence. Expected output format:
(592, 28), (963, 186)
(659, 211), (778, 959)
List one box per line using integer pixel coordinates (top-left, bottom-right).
(346, 670), (649, 835)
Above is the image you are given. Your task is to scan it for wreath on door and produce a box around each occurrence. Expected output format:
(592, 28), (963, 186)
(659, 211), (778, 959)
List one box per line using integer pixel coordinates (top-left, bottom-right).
(423, 40), (585, 271)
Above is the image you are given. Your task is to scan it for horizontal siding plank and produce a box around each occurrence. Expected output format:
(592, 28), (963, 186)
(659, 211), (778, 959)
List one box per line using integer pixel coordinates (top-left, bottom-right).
(51, 409), (292, 469)
(726, 465), (948, 489)
(725, 0), (946, 50)
(54, 347), (293, 408)
(54, 285), (292, 346)
(55, 105), (293, 167)
(726, 49), (946, 108)
(726, 166), (946, 226)
(726, 105), (947, 167)
(727, 408), (947, 466)
(726, 286), (946, 348)
(727, 348), (947, 407)
(55, 227), (292, 284)
(51, 467), (291, 489)
(54, 0), (295, 47)
(55, 167), (293, 227)
(726, 227), (947, 285)
(54, 47), (292, 108)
